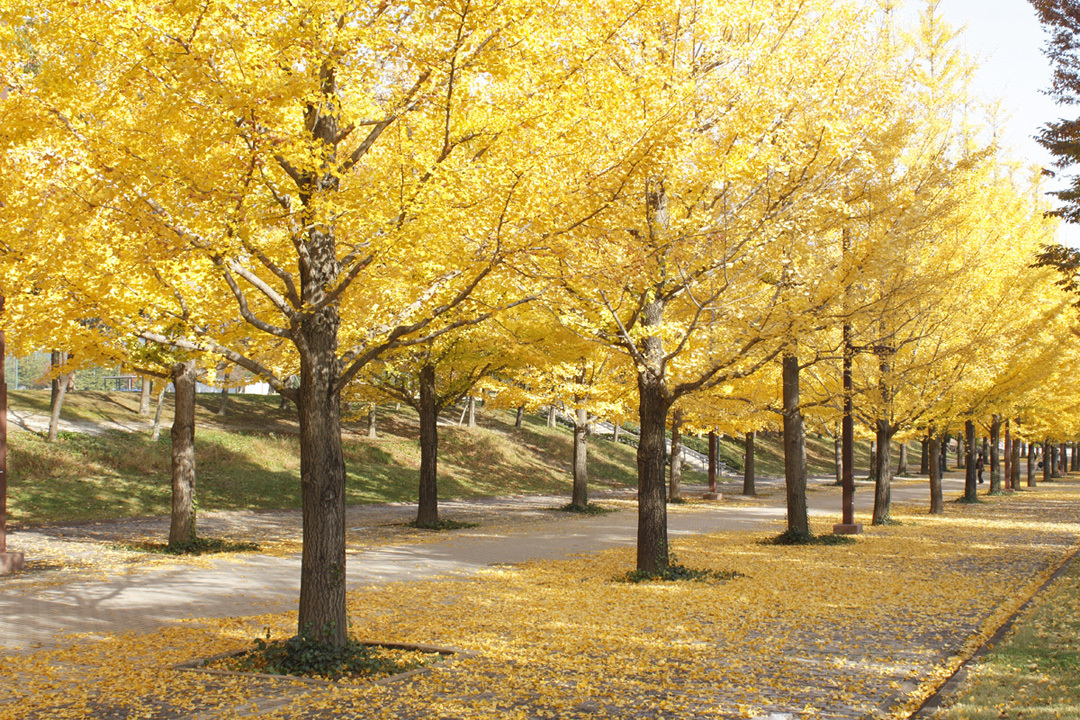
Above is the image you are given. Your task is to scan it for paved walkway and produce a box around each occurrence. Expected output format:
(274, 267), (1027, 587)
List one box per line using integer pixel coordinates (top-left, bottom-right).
(1, 474), (958, 654)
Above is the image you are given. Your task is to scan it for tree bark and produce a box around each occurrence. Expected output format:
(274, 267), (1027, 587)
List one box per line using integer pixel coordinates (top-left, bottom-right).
(872, 419), (893, 525)
(571, 406), (589, 507)
(957, 434), (965, 469)
(466, 395), (476, 428)
(928, 433), (943, 514)
(920, 437), (929, 475)
(366, 404), (377, 439)
(1010, 433), (1021, 490)
(707, 430), (718, 494)
(217, 386), (228, 416)
(417, 364), (440, 526)
(833, 435), (842, 486)
(636, 371), (670, 572)
(612, 423), (621, 443)
(668, 408), (683, 502)
(1044, 440), (1054, 483)
(546, 405), (556, 428)
(782, 352), (809, 538)
(139, 378), (152, 416)
(964, 420), (977, 501)
(296, 276), (348, 647)
(47, 368), (74, 442)
(1028, 442), (1037, 488)
(515, 405), (524, 429)
(896, 442), (909, 477)
(1004, 421), (1012, 491)
(868, 440), (877, 481)
(1059, 442), (1068, 475)
(169, 360), (197, 546)
(989, 415), (1002, 494)
(151, 383), (166, 442)
(744, 431), (757, 496)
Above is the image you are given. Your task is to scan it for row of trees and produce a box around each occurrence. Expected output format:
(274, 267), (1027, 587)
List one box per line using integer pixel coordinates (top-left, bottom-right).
(3, 0), (1080, 647)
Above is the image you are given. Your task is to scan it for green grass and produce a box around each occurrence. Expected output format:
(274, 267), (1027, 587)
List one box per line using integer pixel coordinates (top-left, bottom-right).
(6, 390), (663, 525)
(935, 556), (1080, 719)
(681, 431), (877, 477)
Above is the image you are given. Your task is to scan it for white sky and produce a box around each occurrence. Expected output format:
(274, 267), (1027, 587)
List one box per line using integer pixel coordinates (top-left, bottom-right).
(928, 0), (1080, 246)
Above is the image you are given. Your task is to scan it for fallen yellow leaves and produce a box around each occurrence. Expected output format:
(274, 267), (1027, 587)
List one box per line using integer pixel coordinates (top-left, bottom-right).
(2, 483), (1079, 719)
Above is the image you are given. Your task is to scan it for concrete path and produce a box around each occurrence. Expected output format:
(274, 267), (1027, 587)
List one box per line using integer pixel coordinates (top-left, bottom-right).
(0, 473), (964, 654)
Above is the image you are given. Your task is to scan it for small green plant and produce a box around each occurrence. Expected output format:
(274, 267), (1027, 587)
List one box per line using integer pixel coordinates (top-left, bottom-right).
(557, 502), (614, 515)
(220, 629), (435, 681)
(122, 537), (259, 555)
(620, 552), (747, 584)
(406, 519), (480, 531)
(764, 529), (856, 546)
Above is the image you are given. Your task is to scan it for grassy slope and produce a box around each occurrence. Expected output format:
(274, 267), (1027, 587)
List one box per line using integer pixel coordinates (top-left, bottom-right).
(7, 391), (651, 525)
(7, 389), (900, 525)
(681, 430), (879, 477)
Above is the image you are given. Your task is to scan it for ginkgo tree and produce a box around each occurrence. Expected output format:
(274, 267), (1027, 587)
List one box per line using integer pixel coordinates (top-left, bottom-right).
(0, 0), (674, 646)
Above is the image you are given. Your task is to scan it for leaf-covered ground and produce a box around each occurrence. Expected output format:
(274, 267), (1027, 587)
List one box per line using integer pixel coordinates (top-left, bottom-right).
(3, 482), (1078, 719)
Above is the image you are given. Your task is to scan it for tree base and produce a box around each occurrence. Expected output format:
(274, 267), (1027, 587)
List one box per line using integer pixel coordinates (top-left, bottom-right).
(832, 523), (863, 535)
(0, 552), (25, 574)
(701, 492), (722, 501)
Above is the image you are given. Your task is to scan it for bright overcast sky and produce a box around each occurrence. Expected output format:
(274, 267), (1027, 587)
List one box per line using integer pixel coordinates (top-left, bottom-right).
(927, 0), (1080, 246)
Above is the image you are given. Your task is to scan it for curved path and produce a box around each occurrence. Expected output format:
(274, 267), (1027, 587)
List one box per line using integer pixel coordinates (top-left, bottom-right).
(0, 473), (965, 654)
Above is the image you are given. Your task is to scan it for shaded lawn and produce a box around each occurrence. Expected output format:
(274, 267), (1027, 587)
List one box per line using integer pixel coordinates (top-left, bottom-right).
(6, 396), (655, 525)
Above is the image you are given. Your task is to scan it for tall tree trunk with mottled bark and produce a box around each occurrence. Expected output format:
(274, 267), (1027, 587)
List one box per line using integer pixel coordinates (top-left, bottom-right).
(1011, 434), (1021, 490)
(1044, 440), (1054, 483)
(417, 364), (440, 527)
(872, 419), (894, 525)
(151, 383), (166, 442)
(367, 404), (376, 439)
(782, 352), (809, 538)
(928, 433), (943, 514)
(896, 443), (908, 476)
(169, 360), (198, 547)
(920, 437), (929, 475)
(515, 405), (524, 428)
(547, 405), (556, 428)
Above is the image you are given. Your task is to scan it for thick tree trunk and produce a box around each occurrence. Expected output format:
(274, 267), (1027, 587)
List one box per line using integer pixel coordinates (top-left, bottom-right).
(957, 435), (965, 469)
(1044, 440), (1054, 483)
(169, 360), (197, 546)
(1059, 442), (1068, 475)
(546, 405), (556, 428)
(782, 352), (809, 538)
(928, 434), (943, 514)
(668, 408), (683, 502)
(989, 415), (1002, 494)
(872, 419), (893, 525)
(941, 434), (950, 470)
(964, 420), (977, 501)
(366, 404), (377, 439)
(50, 351), (62, 407)
(515, 405), (524, 429)
(217, 386), (228, 416)
(636, 373), (670, 572)
(896, 443), (909, 476)
(466, 395), (476, 428)
(612, 423), (621, 443)
(868, 440), (878, 481)
(920, 437), (929, 475)
(139, 378), (152, 416)
(571, 406), (589, 507)
(151, 384), (166, 442)
(744, 431), (756, 496)
(417, 364), (439, 526)
(295, 304), (348, 646)
(833, 436), (842, 486)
